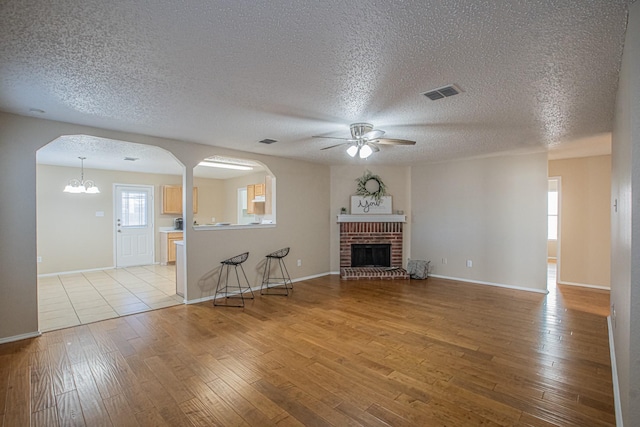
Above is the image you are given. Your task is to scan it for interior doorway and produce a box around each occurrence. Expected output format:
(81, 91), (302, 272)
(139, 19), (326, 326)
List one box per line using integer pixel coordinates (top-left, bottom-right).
(36, 135), (185, 332)
(548, 177), (561, 290)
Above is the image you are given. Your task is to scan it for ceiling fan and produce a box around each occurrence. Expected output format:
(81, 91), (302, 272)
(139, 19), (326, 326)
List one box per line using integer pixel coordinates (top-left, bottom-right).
(313, 123), (416, 159)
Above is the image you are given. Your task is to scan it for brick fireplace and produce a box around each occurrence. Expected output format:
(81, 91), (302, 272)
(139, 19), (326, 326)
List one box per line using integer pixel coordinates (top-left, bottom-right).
(338, 217), (409, 280)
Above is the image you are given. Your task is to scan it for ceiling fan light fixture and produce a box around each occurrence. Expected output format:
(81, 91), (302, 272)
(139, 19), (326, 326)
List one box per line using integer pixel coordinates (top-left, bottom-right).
(315, 122), (415, 158)
(359, 144), (373, 159)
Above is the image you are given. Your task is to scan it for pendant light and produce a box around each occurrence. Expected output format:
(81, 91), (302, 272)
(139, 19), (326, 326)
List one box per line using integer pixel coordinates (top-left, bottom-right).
(63, 157), (100, 194)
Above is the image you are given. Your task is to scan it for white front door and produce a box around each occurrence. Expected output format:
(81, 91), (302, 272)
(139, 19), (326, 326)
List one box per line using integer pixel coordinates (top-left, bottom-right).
(115, 185), (154, 267)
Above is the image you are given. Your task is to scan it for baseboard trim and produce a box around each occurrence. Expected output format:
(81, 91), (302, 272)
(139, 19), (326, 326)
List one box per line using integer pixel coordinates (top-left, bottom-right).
(38, 263), (172, 278)
(38, 266), (116, 277)
(557, 281), (610, 290)
(429, 274), (549, 294)
(607, 316), (624, 427)
(292, 272), (332, 282)
(0, 331), (42, 344)
(186, 272), (333, 304)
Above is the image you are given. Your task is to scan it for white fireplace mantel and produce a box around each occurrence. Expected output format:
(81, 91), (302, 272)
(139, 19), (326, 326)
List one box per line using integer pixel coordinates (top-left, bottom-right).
(337, 214), (406, 223)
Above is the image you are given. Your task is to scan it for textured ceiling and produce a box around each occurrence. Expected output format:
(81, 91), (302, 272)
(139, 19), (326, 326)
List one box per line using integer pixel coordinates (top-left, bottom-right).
(0, 0), (628, 165)
(36, 135), (264, 179)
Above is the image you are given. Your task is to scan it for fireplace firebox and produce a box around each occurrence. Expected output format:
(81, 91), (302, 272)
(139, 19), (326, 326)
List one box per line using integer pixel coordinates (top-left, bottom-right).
(351, 244), (391, 267)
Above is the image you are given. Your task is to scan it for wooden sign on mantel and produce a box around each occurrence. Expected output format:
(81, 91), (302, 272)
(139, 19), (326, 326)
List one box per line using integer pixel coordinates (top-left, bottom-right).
(351, 196), (392, 214)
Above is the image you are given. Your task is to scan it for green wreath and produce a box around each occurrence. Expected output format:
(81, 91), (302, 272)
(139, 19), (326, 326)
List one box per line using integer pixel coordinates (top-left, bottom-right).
(355, 170), (387, 202)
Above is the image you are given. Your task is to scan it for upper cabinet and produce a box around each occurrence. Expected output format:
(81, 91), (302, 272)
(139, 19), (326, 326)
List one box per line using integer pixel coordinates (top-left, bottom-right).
(162, 185), (198, 214)
(247, 183), (268, 215)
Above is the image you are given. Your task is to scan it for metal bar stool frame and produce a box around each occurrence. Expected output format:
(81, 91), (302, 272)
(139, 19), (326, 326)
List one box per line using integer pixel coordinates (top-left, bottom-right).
(261, 247), (293, 296)
(213, 252), (254, 307)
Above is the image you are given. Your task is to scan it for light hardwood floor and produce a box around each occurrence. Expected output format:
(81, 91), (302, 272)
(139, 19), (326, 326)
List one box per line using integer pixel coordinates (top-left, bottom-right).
(2, 275), (613, 426)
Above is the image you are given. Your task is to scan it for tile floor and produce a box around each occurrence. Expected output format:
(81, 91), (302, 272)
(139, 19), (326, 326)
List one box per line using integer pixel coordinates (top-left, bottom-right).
(38, 264), (182, 332)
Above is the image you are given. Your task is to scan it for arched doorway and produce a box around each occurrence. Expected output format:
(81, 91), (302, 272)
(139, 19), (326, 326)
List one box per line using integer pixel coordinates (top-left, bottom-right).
(36, 135), (185, 331)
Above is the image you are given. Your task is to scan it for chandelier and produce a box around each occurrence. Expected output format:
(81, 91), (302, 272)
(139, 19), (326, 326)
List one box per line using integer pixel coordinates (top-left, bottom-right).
(63, 157), (100, 194)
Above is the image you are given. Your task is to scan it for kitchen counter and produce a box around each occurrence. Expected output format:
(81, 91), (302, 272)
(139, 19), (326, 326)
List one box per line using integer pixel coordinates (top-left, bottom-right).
(193, 223), (275, 231)
(159, 228), (183, 233)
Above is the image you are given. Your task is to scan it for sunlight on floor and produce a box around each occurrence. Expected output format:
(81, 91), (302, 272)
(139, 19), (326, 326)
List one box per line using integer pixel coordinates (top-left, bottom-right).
(547, 260), (557, 292)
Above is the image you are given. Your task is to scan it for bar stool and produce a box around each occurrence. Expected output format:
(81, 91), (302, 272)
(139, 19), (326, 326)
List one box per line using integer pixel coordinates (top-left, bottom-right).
(213, 252), (254, 307)
(261, 247), (293, 295)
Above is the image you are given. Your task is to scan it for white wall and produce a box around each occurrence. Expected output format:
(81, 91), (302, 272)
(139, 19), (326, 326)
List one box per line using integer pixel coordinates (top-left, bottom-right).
(411, 153), (548, 292)
(611, 1), (640, 424)
(0, 112), (331, 341)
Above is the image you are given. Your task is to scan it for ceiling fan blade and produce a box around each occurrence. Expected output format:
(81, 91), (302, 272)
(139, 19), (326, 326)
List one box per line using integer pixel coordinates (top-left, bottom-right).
(369, 143), (380, 152)
(320, 142), (350, 150)
(362, 129), (385, 140)
(375, 138), (416, 145)
(312, 135), (351, 141)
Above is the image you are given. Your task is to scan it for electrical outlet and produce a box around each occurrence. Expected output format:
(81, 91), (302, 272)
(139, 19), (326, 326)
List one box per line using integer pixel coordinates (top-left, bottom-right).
(211, 217), (215, 223)
(466, 259), (473, 268)
(297, 259), (302, 267)
(37, 256), (42, 263)
(442, 258), (447, 264)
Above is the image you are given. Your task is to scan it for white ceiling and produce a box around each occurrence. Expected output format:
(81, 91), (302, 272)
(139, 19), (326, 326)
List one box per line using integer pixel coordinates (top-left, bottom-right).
(36, 135), (264, 179)
(0, 0), (628, 165)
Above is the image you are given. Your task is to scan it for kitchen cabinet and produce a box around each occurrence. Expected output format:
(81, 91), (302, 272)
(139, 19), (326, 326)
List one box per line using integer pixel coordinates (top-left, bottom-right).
(247, 184), (255, 214)
(161, 185), (198, 214)
(160, 231), (183, 264)
(247, 183), (266, 215)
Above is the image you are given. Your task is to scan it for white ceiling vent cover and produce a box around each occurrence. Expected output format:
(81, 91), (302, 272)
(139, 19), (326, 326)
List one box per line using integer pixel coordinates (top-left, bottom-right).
(422, 84), (463, 101)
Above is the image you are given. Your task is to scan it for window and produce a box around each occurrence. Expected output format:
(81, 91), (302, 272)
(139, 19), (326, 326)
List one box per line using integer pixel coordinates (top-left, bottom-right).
(548, 180), (558, 240)
(120, 190), (148, 227)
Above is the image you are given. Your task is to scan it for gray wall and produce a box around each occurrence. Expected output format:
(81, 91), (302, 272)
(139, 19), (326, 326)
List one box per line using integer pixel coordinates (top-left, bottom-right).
(611, 1), (640, 424)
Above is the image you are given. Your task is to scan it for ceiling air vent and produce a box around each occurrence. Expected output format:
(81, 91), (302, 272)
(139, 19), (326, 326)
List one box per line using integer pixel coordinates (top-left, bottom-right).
(123, 157), (139, 161)
(422, 84), (463, 101)
(259, 138), (277, 144)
